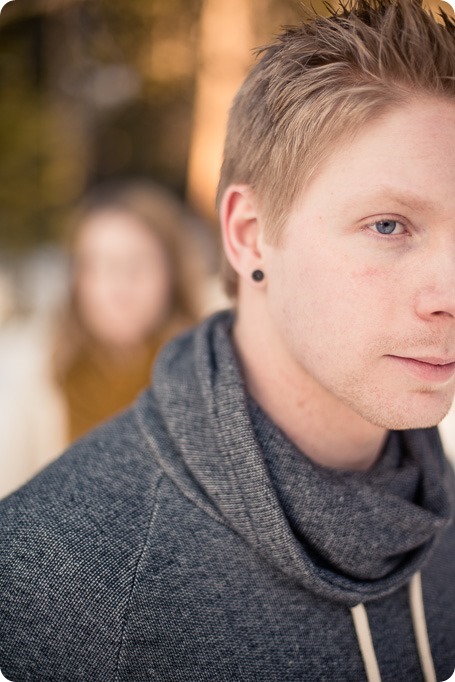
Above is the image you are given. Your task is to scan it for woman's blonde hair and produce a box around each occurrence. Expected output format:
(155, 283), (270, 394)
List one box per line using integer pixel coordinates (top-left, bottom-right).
(217, 0), (455, 296)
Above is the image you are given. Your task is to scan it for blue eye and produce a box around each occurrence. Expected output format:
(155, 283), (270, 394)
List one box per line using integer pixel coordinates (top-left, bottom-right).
(373, 219), (400, 234)
(364, 217), (407, 238)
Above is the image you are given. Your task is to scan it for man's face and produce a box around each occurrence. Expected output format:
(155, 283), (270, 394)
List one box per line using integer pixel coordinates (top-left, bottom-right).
(262, 98), (455, 430)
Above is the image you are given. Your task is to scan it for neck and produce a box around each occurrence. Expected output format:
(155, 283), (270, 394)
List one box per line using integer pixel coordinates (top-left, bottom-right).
(87, 337), (157, 366)
(232, 302), (387, 472)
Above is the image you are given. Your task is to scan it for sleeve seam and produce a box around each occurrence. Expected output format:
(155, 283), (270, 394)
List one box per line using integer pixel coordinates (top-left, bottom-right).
(113, 470), (164, 681)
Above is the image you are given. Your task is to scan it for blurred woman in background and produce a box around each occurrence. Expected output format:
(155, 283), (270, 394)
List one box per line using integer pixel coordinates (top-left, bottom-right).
(54, 180), (201, 442)
(0, 180), (203, 498)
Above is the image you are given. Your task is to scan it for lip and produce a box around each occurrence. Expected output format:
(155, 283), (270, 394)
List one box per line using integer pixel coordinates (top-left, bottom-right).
(387, 355), (455, 383)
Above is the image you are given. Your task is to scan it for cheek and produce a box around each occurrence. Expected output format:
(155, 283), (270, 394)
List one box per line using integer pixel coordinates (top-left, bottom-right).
(76, 276), (105, 316)
(143, 265), (172, 304)
(349, 262), (404, 320)
(133, 272), (173, 328)
(276, 250), (401, 350)
(286, 251), (357, 321)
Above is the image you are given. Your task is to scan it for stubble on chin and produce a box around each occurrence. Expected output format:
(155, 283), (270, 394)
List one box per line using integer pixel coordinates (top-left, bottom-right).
(347, 384), (455, 431)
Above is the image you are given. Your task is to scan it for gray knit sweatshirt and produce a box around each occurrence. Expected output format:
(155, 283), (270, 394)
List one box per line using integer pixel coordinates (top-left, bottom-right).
(0, 311), (454, 681)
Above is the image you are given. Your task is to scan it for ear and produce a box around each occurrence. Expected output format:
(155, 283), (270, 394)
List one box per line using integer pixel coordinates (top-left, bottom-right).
(219, 184), (264, 285)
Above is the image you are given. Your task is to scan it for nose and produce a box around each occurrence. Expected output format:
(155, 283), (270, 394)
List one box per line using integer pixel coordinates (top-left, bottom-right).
(414, 239), (455, 321)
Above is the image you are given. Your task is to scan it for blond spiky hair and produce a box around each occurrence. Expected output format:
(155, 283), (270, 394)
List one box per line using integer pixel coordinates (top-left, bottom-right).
(218, 0), (455, 296)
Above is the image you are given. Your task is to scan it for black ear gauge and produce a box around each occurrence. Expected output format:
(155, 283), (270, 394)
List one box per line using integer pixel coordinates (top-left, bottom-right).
(252, 269), (264, 282)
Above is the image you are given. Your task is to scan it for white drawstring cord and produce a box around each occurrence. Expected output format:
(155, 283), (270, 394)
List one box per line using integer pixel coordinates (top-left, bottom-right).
(351, 602), (382, 682)
(351, 572), (437, 682)
(409, 572), (437, 682)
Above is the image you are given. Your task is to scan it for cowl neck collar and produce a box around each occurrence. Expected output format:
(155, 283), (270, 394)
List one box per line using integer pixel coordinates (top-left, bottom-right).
(143, 310), (455, 605)
(249, 398), (450, 582)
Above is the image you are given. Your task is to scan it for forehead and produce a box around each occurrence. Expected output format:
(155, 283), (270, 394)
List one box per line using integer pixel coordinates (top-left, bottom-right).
(291, 97), (455, 220)
(75, 210), (161, 256)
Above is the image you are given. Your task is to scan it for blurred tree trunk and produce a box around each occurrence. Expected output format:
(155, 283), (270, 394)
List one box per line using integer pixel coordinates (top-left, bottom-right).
(186, 0), (332, 224)
(186, 0), (256, 223)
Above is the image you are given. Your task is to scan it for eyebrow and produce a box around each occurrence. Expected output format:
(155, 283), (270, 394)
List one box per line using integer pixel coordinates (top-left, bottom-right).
(362, 188), (438, 214)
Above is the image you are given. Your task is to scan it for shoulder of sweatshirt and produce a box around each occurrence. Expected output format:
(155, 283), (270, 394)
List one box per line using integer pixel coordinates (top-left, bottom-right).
(0, 391), (166, 682)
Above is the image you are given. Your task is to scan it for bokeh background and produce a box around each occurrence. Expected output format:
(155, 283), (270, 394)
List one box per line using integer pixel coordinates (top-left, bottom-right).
(0, 0), (449, 268)
(0, 0), (304, 255)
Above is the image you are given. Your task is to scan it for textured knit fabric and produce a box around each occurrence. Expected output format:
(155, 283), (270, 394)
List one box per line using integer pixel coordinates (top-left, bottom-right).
(0, 310), (454, 682)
